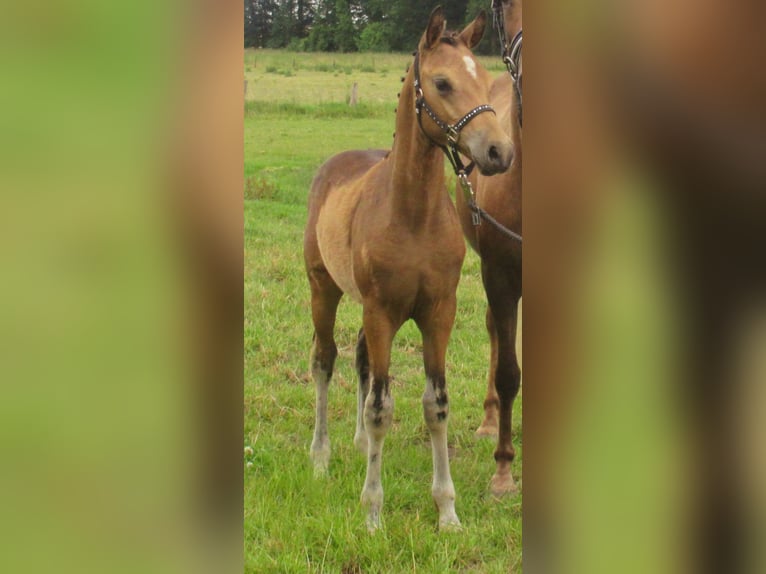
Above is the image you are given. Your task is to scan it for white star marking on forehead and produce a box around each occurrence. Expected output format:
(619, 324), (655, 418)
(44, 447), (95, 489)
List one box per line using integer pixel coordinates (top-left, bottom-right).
(463, 55), (477, 79)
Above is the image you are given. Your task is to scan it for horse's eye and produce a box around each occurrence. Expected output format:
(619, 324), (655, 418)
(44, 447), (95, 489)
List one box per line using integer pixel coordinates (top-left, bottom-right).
(434, 78), (452, 94)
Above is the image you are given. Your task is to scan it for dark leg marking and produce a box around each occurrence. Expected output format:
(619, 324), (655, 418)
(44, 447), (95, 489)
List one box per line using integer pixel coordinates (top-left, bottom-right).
(370, 376), (389, 411)
(355, 328), (369, 383)
(432, 375), (449, 407)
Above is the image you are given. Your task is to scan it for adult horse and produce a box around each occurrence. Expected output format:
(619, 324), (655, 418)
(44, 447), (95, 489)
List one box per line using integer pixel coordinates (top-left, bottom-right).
(303, 7), (512, 530)
(456, 0), (523, 497)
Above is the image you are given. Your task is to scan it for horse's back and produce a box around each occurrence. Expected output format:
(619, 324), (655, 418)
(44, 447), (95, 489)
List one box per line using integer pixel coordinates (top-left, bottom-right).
(308, 149), (388, 205)
(304, 149), (388, 297)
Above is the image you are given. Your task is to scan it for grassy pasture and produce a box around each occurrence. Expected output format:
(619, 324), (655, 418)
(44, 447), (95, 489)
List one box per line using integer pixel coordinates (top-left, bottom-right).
(245, 48), (521, 572)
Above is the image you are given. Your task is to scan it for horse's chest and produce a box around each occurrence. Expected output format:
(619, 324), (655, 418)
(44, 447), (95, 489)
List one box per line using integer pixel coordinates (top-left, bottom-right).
(357, 234), (464, 301)
(316, 187), (464, 305)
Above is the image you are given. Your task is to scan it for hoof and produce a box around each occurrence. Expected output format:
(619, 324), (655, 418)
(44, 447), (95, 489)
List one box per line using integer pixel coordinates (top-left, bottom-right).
(312, 462), (329, 478)
(475, 424), (498, 438)
(489, 472), (518, 498)
(310, 448), (330, 478)
(438, 516), (462, 532)
(366, 511), (381, 533)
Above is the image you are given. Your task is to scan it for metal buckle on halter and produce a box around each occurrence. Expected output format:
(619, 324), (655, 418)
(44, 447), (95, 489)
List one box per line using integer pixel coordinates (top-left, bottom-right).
(446, 126), (459, 146)
(414, 87), (423, 115)
(505, 51), (520, 81)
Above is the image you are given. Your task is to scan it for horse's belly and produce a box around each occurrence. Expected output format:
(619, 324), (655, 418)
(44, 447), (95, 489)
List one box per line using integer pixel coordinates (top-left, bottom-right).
(315, 193), (363, 304)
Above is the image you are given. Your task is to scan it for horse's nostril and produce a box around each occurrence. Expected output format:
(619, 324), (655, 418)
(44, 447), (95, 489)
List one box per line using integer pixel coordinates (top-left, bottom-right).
(488, 145), (500, 162)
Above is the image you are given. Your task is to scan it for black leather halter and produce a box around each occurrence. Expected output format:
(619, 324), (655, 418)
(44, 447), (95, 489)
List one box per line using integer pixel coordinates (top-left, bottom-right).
(505, 30), (522, 84)
(492, 1), (522, 127)
(412, 50), (496, 178)
(506, 30), (522, 127)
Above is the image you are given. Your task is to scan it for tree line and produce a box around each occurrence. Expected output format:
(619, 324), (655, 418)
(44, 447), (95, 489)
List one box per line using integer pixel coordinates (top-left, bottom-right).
(245, 0), (501, 55)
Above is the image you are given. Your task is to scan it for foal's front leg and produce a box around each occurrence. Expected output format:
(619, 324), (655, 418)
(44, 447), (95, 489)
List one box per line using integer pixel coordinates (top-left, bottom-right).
(419, 300), (461, 530)
(360, 306), (397, 531)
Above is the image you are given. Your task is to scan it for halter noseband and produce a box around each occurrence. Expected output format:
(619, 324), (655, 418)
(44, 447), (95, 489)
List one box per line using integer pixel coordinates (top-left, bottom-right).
(412, 50), (495, 178)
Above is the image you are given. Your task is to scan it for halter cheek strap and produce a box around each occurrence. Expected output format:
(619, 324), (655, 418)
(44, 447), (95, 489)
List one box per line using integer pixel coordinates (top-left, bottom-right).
(505, 30), (522, 128)
(505, 30), (522, 83)
(412, 51), (496, 178)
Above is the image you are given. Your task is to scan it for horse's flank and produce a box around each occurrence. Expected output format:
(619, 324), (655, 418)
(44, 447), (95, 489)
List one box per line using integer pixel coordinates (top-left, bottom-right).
(305, 149), (388, 304)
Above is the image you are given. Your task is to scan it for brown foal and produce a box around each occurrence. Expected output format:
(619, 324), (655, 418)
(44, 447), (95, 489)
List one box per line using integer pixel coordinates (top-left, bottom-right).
(456, 0), (523, 497)
(303, 7), (512, 530)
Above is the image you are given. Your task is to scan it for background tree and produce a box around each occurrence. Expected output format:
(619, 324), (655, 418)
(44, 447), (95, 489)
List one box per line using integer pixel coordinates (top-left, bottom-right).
(245, 0), (278, 48)
(334, 0), (358, 52)
(244, 0), (498, 55)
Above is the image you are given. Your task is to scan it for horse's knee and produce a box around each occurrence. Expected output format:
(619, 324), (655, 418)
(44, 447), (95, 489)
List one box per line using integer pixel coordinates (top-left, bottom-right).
(495, 358), (521, 401)
(364, 377), (393, 438)
(423, 376), (450, 428)
(311, 338), (337, 382)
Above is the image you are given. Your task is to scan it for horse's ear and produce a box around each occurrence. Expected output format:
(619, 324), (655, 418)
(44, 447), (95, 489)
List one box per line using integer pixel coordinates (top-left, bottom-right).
(459, 10), (487, 50)
(421, 6), (446, 51)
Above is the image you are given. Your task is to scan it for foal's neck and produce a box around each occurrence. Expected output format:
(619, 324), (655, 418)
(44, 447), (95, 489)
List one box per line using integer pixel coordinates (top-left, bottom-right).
(511, 96), (522, 173)
(387, 68), (447, 226)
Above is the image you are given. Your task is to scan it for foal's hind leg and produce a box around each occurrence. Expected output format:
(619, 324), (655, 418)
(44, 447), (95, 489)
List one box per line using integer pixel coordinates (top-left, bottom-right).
(353, 327), (370, 454)
(308, 268), (343, 476)
(417, 299), (461, 530)
(476, 307), (500, 437)
(483, 266), (522, 496)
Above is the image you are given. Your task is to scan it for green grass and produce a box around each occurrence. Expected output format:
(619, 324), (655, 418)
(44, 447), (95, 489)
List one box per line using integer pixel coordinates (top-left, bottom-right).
(245, 49), (521, 572)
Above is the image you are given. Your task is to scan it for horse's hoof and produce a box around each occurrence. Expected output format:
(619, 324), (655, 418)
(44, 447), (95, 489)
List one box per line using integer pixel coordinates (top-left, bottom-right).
(489, 473), (518, 498)
(438, 516), (462, 533)
(312, 463), (329, 478)
(366, 511), (381, 533)
(475, 424), (498, 438)
(310, 451), (330, 478)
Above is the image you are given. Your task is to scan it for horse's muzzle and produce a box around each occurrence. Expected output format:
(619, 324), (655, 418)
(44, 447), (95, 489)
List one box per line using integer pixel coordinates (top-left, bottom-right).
(476, 139), (513, 176)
